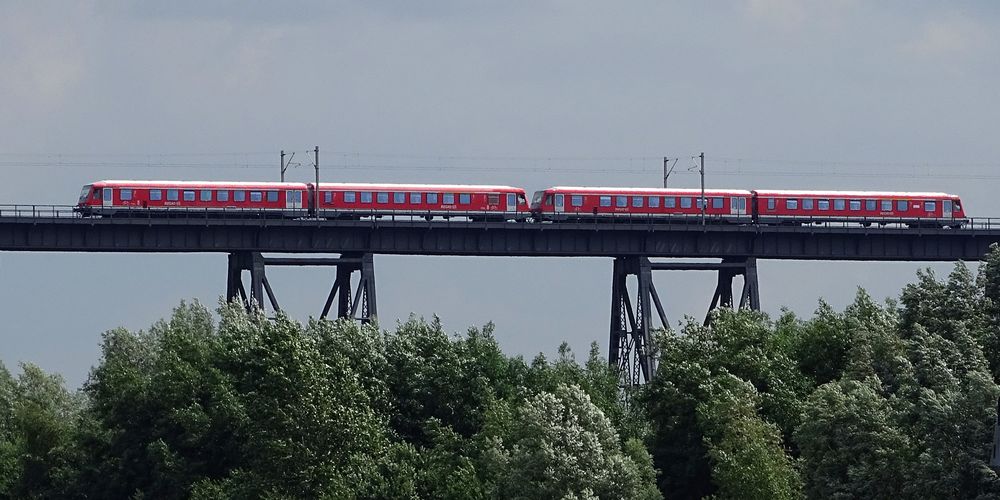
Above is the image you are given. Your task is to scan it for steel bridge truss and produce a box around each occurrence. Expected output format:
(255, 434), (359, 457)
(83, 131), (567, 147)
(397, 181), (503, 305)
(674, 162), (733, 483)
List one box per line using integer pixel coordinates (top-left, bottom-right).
(226, 252), (377, 323)
(609, 257), (761, 387)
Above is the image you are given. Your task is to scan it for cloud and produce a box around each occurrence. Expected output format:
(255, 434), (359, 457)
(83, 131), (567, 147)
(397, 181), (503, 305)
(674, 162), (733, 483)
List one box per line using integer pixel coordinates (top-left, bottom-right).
(902, 13), (988, 58)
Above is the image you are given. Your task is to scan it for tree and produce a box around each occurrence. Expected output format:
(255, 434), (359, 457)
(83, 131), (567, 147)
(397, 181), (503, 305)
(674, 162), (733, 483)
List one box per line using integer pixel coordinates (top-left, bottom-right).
(493, 384), (660, 500)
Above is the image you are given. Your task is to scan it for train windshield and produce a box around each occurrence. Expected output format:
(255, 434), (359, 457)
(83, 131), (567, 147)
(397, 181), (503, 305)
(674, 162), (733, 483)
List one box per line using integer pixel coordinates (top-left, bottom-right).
(531, 191), (544, 207)
(79, 185), (92, 202)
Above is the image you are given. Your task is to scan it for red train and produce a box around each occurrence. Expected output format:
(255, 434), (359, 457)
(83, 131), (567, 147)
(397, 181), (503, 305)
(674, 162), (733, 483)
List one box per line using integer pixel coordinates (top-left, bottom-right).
(77, 180), (532, 221)
(76, 180), (968, 227)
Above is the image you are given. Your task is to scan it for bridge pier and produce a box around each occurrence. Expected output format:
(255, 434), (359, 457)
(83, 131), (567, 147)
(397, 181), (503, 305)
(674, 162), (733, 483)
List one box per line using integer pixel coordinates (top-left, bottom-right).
(226, 252), (377, 323)
(609, 257), (761, 387)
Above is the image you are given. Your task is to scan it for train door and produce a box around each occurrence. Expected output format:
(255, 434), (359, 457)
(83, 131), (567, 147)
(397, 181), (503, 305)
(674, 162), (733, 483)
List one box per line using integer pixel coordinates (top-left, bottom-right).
(554, 194), (565, 214)
(730, 197), (747, 216)
(506, 193), (517, 214)
(942, 200), (953, 219)
(287, 190), (303, 210)
(102, 187), (113, 207)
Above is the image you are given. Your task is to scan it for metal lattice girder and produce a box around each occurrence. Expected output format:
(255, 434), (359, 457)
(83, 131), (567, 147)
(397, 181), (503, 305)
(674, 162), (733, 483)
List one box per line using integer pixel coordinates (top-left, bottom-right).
(609, 257), (665, 388)
(226, 252), (376, 322)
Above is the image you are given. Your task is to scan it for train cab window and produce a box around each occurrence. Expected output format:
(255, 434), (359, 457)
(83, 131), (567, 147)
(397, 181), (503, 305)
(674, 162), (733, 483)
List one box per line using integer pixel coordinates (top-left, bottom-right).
(324, 192), (333, 204)
(120, 189), (133, 201)
(767, 198), (776, 210)
(249, 191), (263, 202)
(632, 196), (643, 208)
(361, 192), (373, 203)
(267, 191), (278, 202)
(664, 197), (676, 208)
(411, 192), (423, 204)
(818, 200), (830, 210)
(802, 199), (814, 210)
(649, 196), (660, 208)
(599, 196), (612, 207)
(712, 197), (723, 209)
(218, 191), (229, 202)
(427, 193), (439, 204)
(92, 189), (101, 200)
(955, 202), (962, 211)
(833, 199), (846, 211)
(344, 192), (357, 203)
(184, 191), (196, 202)
(459, 193), (471, 204)
(925, 201), (936, 212)
(571, 195), (584, 207)
(680, 197), (692, 209)
(897, 200), (908, 211)
(866, 199), (877, 211)
(849, 200), (861, 211)
(377, 192), (389, 203)
(616, 196), (628, 208)
(786, 199), (798, 210)
(233, 190), (245, 202)
(150, 189), (162, 201)
(487, 194), (500, 205)
(882, 200), (892, 211)
(443, 193), (455, 205)
(201, 190), (212, 202)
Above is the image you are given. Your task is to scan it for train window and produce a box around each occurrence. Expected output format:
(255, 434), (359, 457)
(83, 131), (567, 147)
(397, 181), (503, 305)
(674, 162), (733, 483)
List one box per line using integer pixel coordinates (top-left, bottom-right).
(488, 194), (500, 204)
(649, 196), (660, 208)
(427, 193), (439, 204)
(201, 190), (212, 202)
(93, 189), (101, 199)
(394, 192), (405, 204)
(150, 189), (162, 201)
(218, 191), (229, 202)
(120, 189), (133, 201)
(377, 192), (389, 203)
(786, 199), (798, 210)
(324, 192), (332, 204)
(412, 192), (423, 204)
(802, 199), (814, 210)
(600, 196), (612, 207)
(696, 198), (706, 209)
(443, 193), (455, 205)
(249, 191), (263, 202)
(680, 197), (692, 209)
(167, 189), (179, 201)
(818, 200), (830, 210)
(665, 197), (676, 208)
(184, 191), (196, 202)
(267, 191), (278, 202)
(882, 200), (892, 211)
(897, 200), (907, 211)
(459, 193), (471, 204)
(344, 192), (357, 203)
(925, 201), (936, 212)
(866, 199), (876, 211)
(544, 195), (553, 206)
(767, 198), (776, 210)
(849, 200), (861, 211)
(234, 190), (245, 202)
(616, 196), (627, 208)
(955, 202), (962, 211)
(833, 199), (846, 210)
(571, 195), (584, 207)
(712, 197), (723, 209)
(632, 196), (643, 208)
(361, 192), (372, 203)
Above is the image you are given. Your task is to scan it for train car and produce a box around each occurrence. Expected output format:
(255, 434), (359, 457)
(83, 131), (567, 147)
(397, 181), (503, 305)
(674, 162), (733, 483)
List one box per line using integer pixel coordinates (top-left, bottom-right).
(312, 182), (531, 221)
(530, 186), (754, 222)
(751, 190), (967, 227)
(76, 180), (310, 216)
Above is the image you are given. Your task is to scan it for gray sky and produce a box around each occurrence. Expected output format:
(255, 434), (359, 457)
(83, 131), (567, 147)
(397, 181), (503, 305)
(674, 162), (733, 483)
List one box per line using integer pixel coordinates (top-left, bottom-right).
(2, 1), (999, 387)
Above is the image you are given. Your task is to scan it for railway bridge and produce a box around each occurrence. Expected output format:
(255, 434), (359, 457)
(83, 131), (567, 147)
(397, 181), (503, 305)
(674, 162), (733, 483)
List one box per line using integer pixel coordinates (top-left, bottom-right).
(3, 205), (1000, 386)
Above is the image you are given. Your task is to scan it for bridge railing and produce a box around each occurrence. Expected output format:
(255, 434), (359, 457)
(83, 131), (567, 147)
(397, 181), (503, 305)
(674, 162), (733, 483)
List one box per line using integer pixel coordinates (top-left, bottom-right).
(0, 204), (999, 231)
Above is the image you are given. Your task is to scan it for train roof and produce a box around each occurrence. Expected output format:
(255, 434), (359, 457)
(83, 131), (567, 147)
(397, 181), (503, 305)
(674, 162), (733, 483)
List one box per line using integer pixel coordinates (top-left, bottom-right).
(91, 180), (308, 188)
(544, 186), (753, 195)
(751, 189), (959, 198)
(315, 182), (525, 192)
